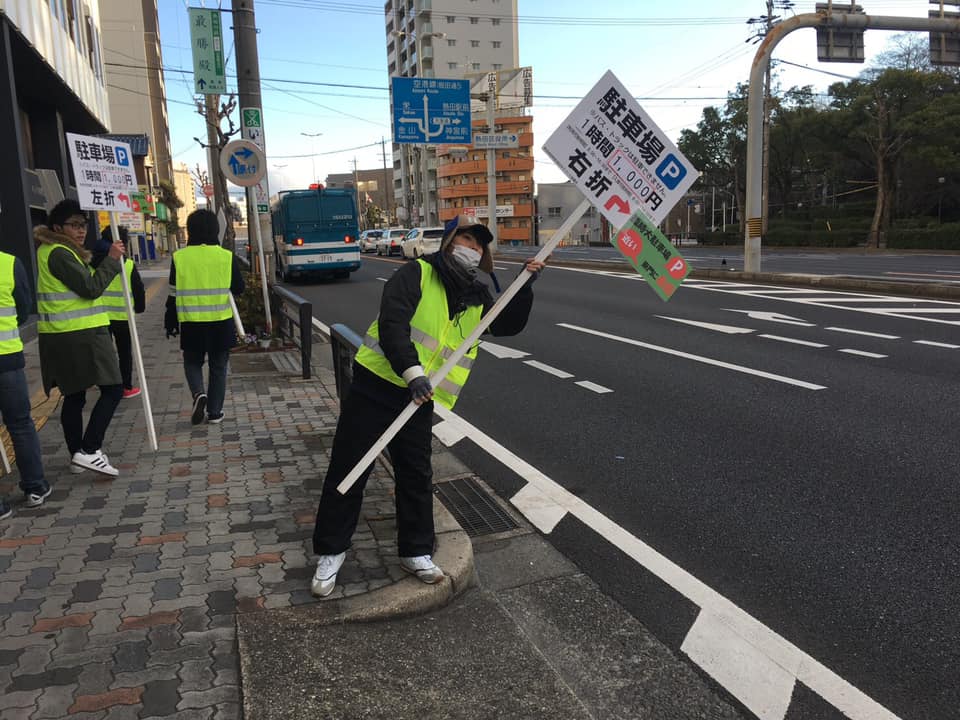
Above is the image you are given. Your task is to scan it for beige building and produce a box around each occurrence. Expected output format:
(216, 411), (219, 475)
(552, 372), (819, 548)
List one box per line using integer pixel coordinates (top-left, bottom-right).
(173, 162), (198, 241)
(385, 0), (520, 226)
(100, 0), (172, 185)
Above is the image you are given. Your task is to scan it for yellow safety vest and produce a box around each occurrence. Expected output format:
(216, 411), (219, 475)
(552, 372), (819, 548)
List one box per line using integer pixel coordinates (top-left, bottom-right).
(0, 252), (23, 355)
(172, 245), (233, 323)
(355, 259), (482, 409)
(101, 258), (134, 321)
(36, 243), (109, 334)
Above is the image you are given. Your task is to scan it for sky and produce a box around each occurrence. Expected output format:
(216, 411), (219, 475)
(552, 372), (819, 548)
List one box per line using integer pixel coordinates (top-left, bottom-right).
(155, 0), (932, 203)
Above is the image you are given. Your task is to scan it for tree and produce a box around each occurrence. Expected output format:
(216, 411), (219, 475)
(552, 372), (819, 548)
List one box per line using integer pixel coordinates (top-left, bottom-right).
(364, 204), (385, 229)
(193, 94), (241, 251)
(156, 179), (184, 242)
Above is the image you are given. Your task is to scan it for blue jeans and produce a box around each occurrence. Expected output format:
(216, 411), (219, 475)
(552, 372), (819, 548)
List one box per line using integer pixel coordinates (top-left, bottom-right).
(0, 367), (47, 495)
(183, 350), (230, 417)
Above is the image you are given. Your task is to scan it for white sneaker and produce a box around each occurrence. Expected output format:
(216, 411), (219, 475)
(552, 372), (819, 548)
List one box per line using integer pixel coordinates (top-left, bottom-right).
(310, 552), (346, 598)
(399, 555), (444, 584)
(71, 450), (119, 477)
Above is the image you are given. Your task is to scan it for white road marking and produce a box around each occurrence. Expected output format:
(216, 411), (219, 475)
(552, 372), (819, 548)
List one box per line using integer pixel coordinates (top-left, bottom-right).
(431, 405), (900, 720)
(825, 327), (899, 339)
(558, 323), (827, 391)
(914, 340), (960, 349)
(860, 307), (960, 314)
(479, 341), (531, 359)
(524, 360), (574, 379)
(839, 349), (888, 359)
(655, 315), (755, 334)
(376, 277), (388, 282)
(575, 380), (613, 394)
(759, 334), (828, 348)
(722, 309), (814, 326)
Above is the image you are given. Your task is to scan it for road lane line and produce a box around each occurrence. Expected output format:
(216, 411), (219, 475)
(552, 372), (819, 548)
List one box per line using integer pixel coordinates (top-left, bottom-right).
(758, 334), (828, 348)
(914, 340), (960, 349)
(574, 380), (613, 394)
(523, 360), (574, 379)
(432, 406), (900, 720)
(839, 349), (888, 359)
(655, 315), (755, 334)
(557, 323), (827, 391)
(825, 327), (899, 339)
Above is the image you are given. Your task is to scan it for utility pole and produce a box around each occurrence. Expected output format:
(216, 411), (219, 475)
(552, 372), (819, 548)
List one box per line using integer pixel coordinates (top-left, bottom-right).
(352, 157), (362, 229)
(232, 0), (272, 332)
(762, 0), (774, 235)
(381, 137), (392, 225)
(486, 73), (498, 246)
(204, 95), (224, 216)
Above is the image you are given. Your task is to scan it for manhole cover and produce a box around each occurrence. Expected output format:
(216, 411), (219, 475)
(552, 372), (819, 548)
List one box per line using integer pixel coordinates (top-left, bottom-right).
(231, 354), (278, 375)
(434, 477), (518, 537)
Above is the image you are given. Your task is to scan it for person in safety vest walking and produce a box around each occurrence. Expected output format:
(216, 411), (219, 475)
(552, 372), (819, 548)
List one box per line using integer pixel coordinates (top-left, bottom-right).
(0, 243), (52, 520)
(310, 215), (545, 597)
(94, 226), (145, 399)
(164, 209), (244, 425)
(35, 199), (126, 477)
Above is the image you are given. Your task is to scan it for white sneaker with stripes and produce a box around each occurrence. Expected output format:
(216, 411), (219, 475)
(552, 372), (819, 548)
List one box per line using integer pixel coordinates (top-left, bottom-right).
(71, 450), (119, 477)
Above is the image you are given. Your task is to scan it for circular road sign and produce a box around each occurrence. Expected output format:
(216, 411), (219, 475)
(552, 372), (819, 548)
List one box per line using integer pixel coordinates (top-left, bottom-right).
(220, 139), (266, 187)
(202, 183), (214, 198)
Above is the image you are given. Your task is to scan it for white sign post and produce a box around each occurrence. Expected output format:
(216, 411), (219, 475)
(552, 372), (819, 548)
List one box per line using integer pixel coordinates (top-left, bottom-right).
(220, 139), (271, 335)
(65, 133), (158, 452)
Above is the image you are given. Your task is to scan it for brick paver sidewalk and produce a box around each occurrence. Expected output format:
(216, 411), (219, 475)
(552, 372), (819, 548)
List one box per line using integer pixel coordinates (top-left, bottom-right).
(0, 271), (402, 719)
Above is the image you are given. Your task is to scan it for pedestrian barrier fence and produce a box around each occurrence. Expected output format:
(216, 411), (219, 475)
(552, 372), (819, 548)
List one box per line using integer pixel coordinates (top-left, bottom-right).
(329, 323), (363, 402)
(271, 285), (313, 380)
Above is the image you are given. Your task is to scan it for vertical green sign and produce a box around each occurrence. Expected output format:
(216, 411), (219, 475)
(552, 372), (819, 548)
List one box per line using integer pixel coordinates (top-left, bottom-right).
(613, 211), (691, 301)
(189, 8), (226, 94)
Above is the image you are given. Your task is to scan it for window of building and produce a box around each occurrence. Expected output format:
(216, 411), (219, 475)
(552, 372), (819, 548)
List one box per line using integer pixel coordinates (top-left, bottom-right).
(492, 40), (501, 48)
(66, 0), (77, 43)
(471, 62), (480, 70)
(448, 62), (458, 70)
(492, 63), (502, 70)
(470, 40), (479, 47)
(447, 38), (456, 46)
(49, 0), (58, 18)
(446, 15), (455, 22)
(469, 16), (478, 24)
(492, 18), (501, 26)
(547, 207), (561, 217)
(85, 14), (97, 73)
(517, 175), (526, 181)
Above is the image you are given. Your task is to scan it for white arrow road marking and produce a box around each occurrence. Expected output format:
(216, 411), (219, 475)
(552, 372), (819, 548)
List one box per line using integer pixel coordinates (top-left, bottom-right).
(559, 323), (827, 391)
(479, 341), (531, 359)
(723, 309), (815, 326)
(431, 405), (900, 720)
(758, 334), (828, 348)
(655, 316), (755, 335)
(825, 327), (899, 339)
(524, 360), (574, 379)
(914, 340), (960, 349)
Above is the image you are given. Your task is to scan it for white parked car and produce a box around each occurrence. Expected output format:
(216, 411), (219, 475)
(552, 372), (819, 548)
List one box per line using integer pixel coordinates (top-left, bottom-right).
(358, 229), (383, 253)
(401, 227), (446, 259)
(376, 228), (410, 256)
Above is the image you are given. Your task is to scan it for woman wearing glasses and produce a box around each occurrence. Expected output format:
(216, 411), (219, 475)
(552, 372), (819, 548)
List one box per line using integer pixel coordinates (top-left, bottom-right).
(35, 199), (127, 477)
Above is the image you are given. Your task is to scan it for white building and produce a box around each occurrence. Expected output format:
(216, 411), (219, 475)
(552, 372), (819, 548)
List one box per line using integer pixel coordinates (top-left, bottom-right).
(385, 0), (519, 226)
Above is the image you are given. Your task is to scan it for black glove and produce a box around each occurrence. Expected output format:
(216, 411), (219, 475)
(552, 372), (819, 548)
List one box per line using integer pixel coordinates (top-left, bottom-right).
(409, 376), (433, 404)
(166, 325), (179, 339)
(164, 301), (179, 338)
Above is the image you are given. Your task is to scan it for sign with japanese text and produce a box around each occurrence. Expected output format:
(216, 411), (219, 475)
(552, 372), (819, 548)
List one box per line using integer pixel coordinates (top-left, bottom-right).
(220, 139), (266, 188)
(65, 133), (138, 213)
(463, 205), (515, 219)
(543, 70), (699, 229)
(241, 107), (269, 213)
(392, 77), (472, 145)
(473, 133), (519, 149)
(614, 211), (690, 301)
(189, 8), (226, 94)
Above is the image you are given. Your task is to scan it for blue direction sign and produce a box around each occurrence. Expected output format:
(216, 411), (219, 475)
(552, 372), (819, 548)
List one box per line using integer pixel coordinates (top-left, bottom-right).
(391, 77), (472, 145)
(219, 139), (266, 188)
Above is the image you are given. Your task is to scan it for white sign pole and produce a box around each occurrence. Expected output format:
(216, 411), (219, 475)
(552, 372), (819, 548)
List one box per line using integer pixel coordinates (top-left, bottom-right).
(337, 197), (591, 495)
(216, 208), (244, 338)
(109, 215), (158, 452)
(247, 186), (272, 335)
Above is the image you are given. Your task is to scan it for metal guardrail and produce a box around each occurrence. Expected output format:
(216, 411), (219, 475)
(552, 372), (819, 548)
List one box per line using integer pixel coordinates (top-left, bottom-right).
(271, 285), (313, 380)
(329, 323), (363, 402)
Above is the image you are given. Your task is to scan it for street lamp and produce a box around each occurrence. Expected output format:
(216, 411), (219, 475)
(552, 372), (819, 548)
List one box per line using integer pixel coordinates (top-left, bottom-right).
(300, 132), (322, 186)
(392, 29), (446, 225)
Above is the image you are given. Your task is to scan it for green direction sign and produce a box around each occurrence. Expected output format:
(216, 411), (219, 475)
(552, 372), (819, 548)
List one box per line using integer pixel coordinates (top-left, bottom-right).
(242, 108), (261, 128)
(613, 211), (691, 301)
(257, 204), (269, 214)
(189, 8), (226, 94)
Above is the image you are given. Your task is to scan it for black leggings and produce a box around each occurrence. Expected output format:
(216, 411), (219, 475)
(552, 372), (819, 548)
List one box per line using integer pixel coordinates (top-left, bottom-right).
(109, 321), (134, 389)
(61, 385), (123, 455)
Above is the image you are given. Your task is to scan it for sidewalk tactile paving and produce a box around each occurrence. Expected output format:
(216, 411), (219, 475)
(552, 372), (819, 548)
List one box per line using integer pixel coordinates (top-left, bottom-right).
(0, 265), (413, 719)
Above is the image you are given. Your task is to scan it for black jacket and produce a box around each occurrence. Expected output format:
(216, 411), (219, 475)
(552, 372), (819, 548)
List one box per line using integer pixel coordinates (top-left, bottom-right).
(351, 252), (535, 410)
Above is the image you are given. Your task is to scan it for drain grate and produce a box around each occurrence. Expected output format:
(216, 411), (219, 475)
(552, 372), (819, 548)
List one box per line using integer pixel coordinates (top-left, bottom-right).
(434, 476), (518, 537)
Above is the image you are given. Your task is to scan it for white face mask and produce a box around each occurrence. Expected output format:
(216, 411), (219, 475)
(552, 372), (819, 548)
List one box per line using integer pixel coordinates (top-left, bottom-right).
(450, 244), (482, 270)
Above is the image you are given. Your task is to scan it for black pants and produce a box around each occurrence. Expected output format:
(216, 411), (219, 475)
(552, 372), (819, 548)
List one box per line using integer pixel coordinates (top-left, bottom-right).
(61, 384), (123, 455)
(313, 390), (435, 557)
(109, 321), (134, 389)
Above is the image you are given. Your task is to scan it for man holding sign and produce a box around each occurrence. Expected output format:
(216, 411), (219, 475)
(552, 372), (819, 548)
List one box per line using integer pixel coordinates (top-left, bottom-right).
(310, 216), (545, 597)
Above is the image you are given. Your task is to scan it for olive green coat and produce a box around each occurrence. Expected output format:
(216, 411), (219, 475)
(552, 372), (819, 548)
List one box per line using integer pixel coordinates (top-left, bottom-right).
(35, 227), (122, 396)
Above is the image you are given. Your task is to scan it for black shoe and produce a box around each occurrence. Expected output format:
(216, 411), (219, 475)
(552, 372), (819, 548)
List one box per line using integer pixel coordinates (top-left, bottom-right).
(0, 501), (11, 520)
(24, 486), (52, 508)
(191, 394), (207, 425)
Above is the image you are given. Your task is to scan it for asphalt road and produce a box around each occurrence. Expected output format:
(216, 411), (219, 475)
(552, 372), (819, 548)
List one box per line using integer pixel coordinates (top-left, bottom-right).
(285, 252), (960, 720)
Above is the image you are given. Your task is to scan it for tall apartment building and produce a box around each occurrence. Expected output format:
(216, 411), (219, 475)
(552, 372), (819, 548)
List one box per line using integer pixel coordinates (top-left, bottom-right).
(173, 161), (198, 239)
(384, 0), (519, 227)
(0, 0), (110, 287)
(100, 0), (173, 185)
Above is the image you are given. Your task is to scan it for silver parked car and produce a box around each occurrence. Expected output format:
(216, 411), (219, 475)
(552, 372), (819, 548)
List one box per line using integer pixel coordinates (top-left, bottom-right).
(401, 227), (446, 259)
(358, 229), (383, 253)
(376, 228), (410, 256)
